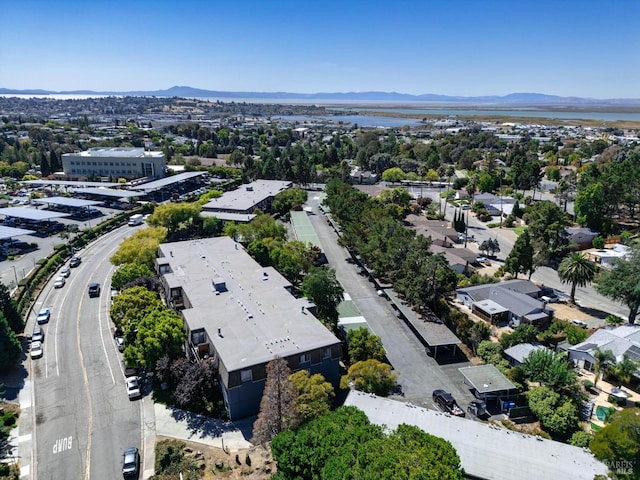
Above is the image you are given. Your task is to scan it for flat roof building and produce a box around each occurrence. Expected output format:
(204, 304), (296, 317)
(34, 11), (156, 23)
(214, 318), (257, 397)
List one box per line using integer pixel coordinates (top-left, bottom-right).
(156, 237), (342, 420)
(62, 147), (165, 180)
(201, 180), (292, 218)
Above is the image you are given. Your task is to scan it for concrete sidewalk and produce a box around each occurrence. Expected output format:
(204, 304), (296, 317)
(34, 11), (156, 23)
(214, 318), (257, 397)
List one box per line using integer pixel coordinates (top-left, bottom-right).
(154, 404), (253, 451)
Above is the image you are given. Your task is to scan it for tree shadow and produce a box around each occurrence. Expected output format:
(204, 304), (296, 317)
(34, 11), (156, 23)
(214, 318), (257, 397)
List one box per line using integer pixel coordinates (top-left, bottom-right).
(0, 337), (30, 402)
(166, 405), (255, 442)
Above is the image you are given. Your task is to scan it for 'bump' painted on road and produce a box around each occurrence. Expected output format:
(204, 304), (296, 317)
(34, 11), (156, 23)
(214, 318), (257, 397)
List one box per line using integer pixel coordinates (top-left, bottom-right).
(53, 436), (72, 454)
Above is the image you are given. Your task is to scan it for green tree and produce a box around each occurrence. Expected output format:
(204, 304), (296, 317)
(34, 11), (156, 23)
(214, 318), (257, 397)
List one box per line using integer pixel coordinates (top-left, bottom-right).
(125, 309), (185, 370)
(575, 182), (613, 235)
(592, 348), (616, 388)
(596, 244), (640, 323)
(111, 263), (154, 291)
(252, 358), (298, 444)
(340, 359), (397, 396)
(109, 286), (163, 329)
(500, 323), (539, 349)
(557, 252), (596, 305)
(347, 327), (386, 362)
(381, 167), (406, 183)
(0, 283), (23, 333)
(590, 408), (640, 480)
(300, 267), (344, 328)
(146, 202), (201, 237)
(0, 313), (21, 371)
(522, 349), (577, 395)
(110, 226), (167, 270)
(201, 216), (223, 236)
(468, 321), (491, 355)
(289, 370), (334, 425)
(569, 431), (593, 448)
(477, 340), (505, 366)
(271, 188), (308, 216)
(525, 200), (571, 265)
(271, 406), (463, 480)
(503, 229), (535, 279)
(527, 386), (579, 439)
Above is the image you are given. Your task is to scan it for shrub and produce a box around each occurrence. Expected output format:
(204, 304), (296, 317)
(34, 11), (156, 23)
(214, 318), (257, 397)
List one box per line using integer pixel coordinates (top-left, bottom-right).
(582, 380), (595, 391)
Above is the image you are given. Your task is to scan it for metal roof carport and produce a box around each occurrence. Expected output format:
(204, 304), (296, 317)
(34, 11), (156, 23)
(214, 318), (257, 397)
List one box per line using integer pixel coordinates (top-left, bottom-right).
(0, 226), (36, 239)
(34, 197), (102, 208)
(459, 364), (517, 400)
(69, 187), (142, 199)
(385, 289), (461, 359)
(24, 180), (120, 188)
(1, 207), (71, 221)
(130, 172), (206, 192)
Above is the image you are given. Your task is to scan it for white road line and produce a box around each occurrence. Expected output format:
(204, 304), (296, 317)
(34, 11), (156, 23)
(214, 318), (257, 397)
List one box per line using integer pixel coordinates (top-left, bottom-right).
(97, 264), (117, 385)
(55, 282), (76, 377)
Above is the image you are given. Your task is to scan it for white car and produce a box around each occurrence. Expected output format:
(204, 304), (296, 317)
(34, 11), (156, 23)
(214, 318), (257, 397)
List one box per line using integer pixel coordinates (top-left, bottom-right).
(59, 267), (71, 278)
(53, 277), (65, 288)
(31, 341), (43, 359)
(126, 376), (141, 400)
(571, 319), (588, 329)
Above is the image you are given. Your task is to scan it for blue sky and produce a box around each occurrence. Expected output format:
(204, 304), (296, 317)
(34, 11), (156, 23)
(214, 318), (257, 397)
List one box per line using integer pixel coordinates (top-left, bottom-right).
(2, 0), (639, 98)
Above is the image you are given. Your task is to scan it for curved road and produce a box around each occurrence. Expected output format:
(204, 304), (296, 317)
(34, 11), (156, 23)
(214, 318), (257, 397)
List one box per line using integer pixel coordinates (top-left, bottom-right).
(29, 225), (145, 479)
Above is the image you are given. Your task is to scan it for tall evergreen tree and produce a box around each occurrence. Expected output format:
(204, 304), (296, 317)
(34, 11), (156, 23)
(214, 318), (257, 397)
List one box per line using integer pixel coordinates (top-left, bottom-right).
(252, 358), (298, 444)
(0, 313), (21, 370)
(0, 283), (23, 333)
(503, 230), (534, 279)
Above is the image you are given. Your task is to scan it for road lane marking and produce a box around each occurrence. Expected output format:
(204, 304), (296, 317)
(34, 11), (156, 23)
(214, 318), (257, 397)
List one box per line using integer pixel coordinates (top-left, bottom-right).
(52, 435), (72, 454)
(97, 264), (117, 385)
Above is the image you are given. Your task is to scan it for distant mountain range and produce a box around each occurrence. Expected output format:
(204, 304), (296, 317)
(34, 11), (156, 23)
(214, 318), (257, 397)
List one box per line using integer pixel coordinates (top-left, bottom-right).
(1, 85), (639, 105)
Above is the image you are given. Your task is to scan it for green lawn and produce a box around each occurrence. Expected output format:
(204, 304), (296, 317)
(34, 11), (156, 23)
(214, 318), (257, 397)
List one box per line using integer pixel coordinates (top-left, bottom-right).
(514, 226), (527, 236)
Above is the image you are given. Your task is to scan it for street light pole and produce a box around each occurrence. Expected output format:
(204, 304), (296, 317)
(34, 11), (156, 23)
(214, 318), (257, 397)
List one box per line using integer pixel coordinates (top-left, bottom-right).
(10, 265), (18, 286)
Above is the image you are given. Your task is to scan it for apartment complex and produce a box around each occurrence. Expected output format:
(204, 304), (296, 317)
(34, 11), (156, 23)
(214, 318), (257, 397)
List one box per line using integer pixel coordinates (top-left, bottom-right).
(156, 237), (342, 420)
(61, 147), (165, 180)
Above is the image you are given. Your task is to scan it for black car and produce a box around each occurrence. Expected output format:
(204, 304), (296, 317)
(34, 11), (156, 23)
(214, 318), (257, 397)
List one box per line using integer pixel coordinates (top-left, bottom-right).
(432, 389), (465, 417)
(122, 447), (140, 477)
(88, 282), (100, 297)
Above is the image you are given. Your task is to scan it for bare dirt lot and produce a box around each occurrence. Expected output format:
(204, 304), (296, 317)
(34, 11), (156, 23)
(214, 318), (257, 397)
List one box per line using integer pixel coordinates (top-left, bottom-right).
(156, 436), (275, 480)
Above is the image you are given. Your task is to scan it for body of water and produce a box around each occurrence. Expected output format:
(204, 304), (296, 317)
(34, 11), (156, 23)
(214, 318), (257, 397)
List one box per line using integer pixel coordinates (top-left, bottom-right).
(4, 94), (640, 123)
(276, 114), (424, 128)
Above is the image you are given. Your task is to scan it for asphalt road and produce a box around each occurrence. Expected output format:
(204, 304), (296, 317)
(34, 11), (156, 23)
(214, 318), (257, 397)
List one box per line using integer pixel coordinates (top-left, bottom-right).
(28, 225), (144, 480)
(304, 193), (475, 411)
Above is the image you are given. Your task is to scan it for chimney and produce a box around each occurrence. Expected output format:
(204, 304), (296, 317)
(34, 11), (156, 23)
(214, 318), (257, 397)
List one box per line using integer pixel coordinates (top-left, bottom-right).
(217, 328), (222, 337)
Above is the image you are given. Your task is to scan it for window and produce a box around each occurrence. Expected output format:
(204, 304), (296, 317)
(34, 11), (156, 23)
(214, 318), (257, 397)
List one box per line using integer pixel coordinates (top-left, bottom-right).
(240, 369), (252, 383)
(323, 347), (331, 359)
(300, 353), (311, 364)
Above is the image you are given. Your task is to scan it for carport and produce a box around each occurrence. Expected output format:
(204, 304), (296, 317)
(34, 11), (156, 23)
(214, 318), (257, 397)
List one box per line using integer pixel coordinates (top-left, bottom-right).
(34, 197), (103, 219)
(69, 187), (143, 204)
(385, 289), (461, 359)
(459, 364), (517, 400)
(1, 207), (71, 223)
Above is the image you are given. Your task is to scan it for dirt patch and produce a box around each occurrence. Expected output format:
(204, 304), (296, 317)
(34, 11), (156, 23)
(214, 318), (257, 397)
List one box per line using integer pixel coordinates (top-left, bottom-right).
(156, 436), (275, 480)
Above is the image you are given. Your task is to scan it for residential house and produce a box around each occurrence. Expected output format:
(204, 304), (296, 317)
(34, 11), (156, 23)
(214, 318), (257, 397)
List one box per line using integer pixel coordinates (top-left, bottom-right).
(156, 237), (342, 420)
(503, 343), (547, 366)
(568, 324), (640, 377)
(587, 243), (631, 269)
(565, 227), (599, 250)
(456, 279), (553, 327)
(473, 192), (515, 217)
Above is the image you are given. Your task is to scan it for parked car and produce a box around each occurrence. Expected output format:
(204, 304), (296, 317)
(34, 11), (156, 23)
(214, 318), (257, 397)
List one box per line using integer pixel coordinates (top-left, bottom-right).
(115, 336), (124, 352)
(59, 267), (71, 278)
(88, 282), (100, 298)
(432, 389), (465, 417)
(69, 256), (81, 267)
(53, 277), (65, 288)
(32, 325), (44, 343)
(30, 341), (43, 359)
(36, 308), (51, 324)
(571, 319), (588, 329)
(126, 376), (141, 400)
(122, 447), (140, 477)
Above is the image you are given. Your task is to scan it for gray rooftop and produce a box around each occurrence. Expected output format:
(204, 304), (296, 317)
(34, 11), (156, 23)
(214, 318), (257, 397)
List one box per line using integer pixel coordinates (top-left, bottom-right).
(1, 207), (71, 221)
(386, 289), (460, 346)
(34, 196), (101, 207)
(504, 343), (546, 364)
(344, 391), (608, 480)
(69, 187), (142, 198)
(459, 364), (516, 394)
(24, 179), (120, 187)
(158, 237), (340, 372)
(200, 211), (256, 223)
(130, 171), (206, 191)
(460, 279), (540, 298)
(202, 180), (291, 213)
(0, 225), (36, 239)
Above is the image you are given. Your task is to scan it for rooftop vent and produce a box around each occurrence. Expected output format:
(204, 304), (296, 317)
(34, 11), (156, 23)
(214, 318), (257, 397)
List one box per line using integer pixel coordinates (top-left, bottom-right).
(212, 277), (227, 292)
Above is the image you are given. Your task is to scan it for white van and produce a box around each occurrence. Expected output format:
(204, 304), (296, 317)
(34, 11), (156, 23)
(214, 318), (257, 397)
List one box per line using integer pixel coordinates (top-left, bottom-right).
(128, 214), (144, 226)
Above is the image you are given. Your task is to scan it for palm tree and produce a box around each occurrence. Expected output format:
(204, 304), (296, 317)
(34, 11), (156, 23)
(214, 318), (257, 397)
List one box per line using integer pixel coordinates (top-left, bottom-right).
(557, 252), (596, 305)
(610, 358), (639, 386)
(592, 348), (615, 387)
